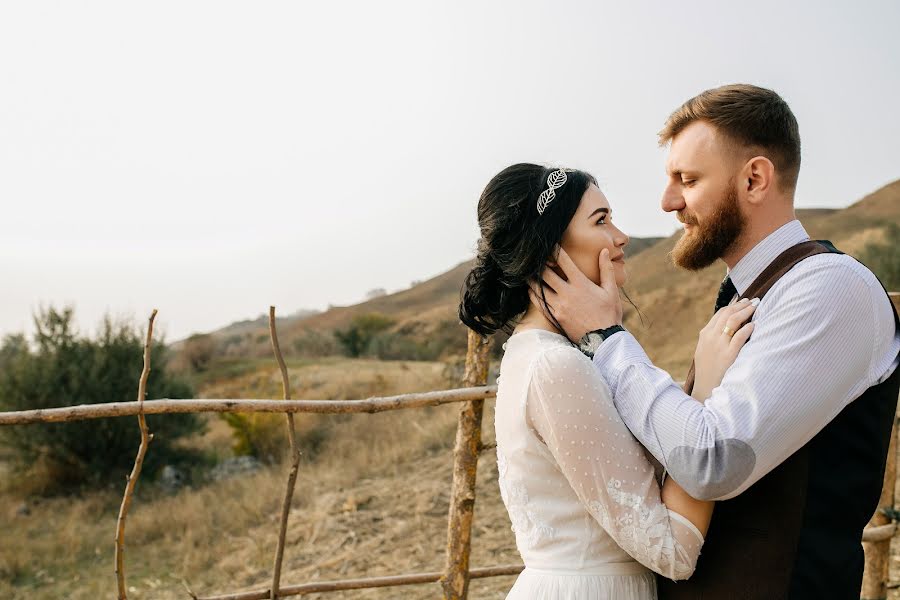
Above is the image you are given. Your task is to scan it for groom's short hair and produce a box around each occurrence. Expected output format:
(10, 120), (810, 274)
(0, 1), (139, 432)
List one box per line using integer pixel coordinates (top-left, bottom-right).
(660, 84), (801, 192)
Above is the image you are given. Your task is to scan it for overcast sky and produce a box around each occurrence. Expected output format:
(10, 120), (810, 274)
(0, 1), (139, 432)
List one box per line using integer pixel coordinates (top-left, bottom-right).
(2, 0), (899, 342)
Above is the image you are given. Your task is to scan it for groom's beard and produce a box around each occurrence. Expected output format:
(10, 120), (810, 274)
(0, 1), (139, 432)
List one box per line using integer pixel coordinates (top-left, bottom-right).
(671, 183), (746, 271)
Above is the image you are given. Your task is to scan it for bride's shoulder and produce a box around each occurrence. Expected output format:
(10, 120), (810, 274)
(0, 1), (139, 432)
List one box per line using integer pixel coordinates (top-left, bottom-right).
(528, 341), (596, 382)
(525, 343), (613, 409)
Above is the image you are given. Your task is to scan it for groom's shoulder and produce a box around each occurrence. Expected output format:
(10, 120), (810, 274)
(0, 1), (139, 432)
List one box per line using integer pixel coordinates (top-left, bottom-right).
(768, 250), (892, 314)
(780, 250), (885, 290)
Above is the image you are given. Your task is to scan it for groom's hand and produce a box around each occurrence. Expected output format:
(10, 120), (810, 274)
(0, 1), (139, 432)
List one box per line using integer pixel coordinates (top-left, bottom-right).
(527, 247), (623, 341)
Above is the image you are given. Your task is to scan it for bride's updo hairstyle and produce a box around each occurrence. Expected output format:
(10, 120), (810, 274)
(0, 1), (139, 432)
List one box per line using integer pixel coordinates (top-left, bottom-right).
(459, 163), (597, 336)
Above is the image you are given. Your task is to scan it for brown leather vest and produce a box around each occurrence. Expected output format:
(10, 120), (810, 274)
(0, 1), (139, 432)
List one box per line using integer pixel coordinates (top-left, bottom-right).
(658, 241), (900, 600)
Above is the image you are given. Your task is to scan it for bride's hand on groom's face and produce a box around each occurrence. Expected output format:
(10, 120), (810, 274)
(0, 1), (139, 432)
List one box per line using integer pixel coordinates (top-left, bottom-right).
(527, 247), (623, 341)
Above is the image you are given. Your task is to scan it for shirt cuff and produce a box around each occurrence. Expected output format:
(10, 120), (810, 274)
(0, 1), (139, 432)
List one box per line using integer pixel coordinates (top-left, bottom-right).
(590, 332), (653, 396)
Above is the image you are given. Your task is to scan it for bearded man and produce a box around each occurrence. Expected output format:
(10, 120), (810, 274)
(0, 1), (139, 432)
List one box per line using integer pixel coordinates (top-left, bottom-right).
(531, 84), (900, 599)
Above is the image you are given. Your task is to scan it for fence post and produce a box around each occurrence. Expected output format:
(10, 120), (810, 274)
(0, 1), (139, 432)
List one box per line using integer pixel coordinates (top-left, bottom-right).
(862, 417), (898, 600)
(441, 329), (491, 600)
(862, 292), (900, 600)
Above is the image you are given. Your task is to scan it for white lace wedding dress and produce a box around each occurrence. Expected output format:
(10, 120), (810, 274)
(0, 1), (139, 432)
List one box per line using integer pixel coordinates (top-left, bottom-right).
(495, 329), (704, 599)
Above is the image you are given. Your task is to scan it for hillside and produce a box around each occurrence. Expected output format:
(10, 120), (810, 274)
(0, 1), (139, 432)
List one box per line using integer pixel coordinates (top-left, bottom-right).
(285, 236), (664, 333)
(195, 179), (899, 372)
(198, 236), (663, 358)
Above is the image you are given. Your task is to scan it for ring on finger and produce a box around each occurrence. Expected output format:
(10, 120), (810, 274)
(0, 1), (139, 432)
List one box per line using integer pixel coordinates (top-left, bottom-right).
(722, 325), (736, 338)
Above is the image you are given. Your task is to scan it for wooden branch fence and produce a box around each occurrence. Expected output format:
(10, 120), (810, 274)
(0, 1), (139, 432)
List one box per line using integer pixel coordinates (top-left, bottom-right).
(0, 309), (516, 599)
(1, 296), (899, 598)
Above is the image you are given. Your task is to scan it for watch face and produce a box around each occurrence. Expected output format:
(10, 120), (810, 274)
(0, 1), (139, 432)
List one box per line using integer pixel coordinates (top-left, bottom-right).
(580, 332), (603, 353)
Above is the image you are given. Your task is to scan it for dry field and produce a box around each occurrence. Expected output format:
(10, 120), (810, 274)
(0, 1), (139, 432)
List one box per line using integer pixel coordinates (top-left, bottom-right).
(6, 357), (900, 599)
(5, 361), (900, 599)
(0, 357), (520, 599)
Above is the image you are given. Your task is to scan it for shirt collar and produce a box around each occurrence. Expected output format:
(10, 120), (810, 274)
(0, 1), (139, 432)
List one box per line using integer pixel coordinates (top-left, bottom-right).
(728, 220), (810, 296)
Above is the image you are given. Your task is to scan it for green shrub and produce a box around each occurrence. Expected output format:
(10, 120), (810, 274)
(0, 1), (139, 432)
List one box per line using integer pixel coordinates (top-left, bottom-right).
(368, 319), (469, 361)
(0, 307), (204, 492)
(334, 313), (395, 357)
(292, 328), (340, 358)
(181, 333), (217, 373)
(220, 412), (327, 464)
(422, 319), (469, 359)
(859, 223), (900, 291)
(367, 330), (425, 360)
(221, 333), (251, 357)
(219, 413), (287, 463)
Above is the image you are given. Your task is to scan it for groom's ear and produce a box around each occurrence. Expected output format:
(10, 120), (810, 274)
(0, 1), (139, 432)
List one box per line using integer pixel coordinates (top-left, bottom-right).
(743, 156), (775, 205)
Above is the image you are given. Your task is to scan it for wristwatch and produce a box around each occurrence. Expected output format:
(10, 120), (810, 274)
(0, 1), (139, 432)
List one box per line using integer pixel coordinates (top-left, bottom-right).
(578, 325), (625, 358)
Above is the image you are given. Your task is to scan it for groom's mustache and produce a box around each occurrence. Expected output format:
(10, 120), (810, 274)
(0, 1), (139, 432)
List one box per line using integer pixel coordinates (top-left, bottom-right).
(677, 211), (699, 226)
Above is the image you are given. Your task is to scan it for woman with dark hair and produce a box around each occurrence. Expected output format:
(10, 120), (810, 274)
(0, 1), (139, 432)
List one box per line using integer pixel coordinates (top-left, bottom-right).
(459, 164), (756, 599)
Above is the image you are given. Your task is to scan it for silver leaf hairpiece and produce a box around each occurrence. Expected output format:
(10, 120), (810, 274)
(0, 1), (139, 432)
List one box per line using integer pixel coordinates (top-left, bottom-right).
(536, 168), (575, 215)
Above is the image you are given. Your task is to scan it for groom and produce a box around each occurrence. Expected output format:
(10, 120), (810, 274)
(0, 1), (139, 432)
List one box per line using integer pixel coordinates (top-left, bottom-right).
(532, 84), (900, 599)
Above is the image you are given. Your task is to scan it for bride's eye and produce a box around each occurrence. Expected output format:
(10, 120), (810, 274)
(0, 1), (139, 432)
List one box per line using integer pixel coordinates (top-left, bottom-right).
(596, 216), (607, 225)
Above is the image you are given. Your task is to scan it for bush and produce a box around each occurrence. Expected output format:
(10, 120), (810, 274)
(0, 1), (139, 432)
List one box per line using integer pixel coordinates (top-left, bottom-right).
(422, 319), (470, 359)
(219, 413), (287, 463)
(181, 333), (217, 373)
(0, 307), (204, 492)
(221, 332), (252, 357)
(292, 328), (340, 358)
(368, 319), (469, 361)
(334, 313), (395, 357)
(859, 223), (900, 291)
(220, 413), (327, 464)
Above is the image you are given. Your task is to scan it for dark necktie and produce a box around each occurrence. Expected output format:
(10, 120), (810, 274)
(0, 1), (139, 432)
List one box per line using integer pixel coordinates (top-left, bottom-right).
(713, 276), (738, 313)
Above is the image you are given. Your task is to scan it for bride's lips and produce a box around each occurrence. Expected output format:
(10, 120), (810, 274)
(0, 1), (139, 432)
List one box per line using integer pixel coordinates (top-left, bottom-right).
(611, 253), (626, 263)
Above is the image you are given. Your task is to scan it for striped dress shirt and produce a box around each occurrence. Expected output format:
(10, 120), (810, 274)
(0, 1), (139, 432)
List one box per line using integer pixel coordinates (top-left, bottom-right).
(592, 220), (900, 501)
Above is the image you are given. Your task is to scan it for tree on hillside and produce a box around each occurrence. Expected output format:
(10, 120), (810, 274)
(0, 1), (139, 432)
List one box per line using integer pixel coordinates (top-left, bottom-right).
(859, 223), (900, 292)
(369, 319), (469, 361)
(334, 313), (395, 357)
(182, 333), (217, 372)
(292, 328), (340, 358)
(0, 306), (203, 491)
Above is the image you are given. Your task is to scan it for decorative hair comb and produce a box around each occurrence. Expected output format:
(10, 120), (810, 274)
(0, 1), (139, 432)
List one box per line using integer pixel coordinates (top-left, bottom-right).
(536, 168), (575, 215)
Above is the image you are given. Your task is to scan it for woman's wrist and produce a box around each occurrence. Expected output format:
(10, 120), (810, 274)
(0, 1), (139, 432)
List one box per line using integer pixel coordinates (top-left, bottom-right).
(690, 377), (712, 403)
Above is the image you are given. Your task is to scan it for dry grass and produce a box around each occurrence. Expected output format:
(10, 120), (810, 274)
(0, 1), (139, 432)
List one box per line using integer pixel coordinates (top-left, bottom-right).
(0, 357), (517, 599)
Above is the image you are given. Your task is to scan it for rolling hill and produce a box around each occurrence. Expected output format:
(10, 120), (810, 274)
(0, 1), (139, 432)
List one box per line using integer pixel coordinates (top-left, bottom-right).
(194, 179), (899, 375)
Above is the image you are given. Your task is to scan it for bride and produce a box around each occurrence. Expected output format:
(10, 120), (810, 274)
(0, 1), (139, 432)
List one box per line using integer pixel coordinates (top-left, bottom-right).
(459, 164), (756, 599)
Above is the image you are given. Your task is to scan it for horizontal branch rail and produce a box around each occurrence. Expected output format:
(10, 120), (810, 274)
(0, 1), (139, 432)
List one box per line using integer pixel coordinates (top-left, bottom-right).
(863, 522), (897, 543)
(0, 386), (498, 426)
(195, 565), (525, 600)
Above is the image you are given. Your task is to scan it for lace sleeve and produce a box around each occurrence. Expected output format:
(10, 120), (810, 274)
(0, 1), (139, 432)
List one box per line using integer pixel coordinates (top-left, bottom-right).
(526, 345), (704, 580)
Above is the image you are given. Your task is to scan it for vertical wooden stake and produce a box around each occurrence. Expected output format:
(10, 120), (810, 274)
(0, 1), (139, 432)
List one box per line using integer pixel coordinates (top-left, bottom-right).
(862, 415), (897, 600)
(440, 329), (490, 600)
(115, 309), (157, 600)
(268, 307), (300, 600)
(864, 294), (900, 600)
